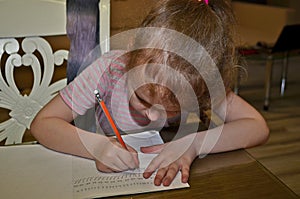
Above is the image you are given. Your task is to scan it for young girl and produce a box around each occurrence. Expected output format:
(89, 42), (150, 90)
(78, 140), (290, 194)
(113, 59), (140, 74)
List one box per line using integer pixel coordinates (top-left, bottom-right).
(31, 0), (269, 187)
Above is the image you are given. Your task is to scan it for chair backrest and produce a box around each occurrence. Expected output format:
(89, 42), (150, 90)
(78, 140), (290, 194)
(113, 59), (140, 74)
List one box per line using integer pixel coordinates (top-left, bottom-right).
(0, 0), (110, 145)
(272, 24), (300, 53)
(0, 0), (69, 145)
(100, 0), (111, 53)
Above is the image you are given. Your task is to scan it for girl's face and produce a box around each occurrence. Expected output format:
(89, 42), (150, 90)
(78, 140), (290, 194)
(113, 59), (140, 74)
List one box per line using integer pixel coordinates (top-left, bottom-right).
(129, 86), (181, 121)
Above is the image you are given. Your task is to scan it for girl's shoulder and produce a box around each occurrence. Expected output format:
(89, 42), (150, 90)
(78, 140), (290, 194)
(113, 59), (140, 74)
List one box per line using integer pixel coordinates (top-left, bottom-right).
(93, 50), (127, 72)
(99, 50), (127, 63)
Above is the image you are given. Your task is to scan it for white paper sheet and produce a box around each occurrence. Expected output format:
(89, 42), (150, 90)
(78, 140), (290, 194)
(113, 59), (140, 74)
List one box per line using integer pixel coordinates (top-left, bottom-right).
(0, 131), (189, 199)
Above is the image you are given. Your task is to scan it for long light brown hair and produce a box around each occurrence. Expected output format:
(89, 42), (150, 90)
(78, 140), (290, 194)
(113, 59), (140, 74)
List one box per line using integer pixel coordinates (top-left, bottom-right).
(125, 0), (237, 112)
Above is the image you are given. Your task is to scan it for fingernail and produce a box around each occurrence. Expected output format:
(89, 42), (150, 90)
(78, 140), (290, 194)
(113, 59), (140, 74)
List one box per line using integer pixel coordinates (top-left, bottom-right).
(143, 172), (151, 179)
(163, 179), (171, 186)
(154, 179), (162, 186)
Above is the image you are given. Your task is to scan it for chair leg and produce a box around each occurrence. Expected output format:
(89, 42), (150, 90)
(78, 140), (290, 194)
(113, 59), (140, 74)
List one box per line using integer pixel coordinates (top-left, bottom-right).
(280, 51), (289, 96)
(264, 55), (273, 111)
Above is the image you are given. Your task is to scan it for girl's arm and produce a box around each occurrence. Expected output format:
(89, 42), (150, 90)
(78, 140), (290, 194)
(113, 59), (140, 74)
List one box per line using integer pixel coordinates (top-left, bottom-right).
(199, 91), (269, 154)
(30, 94), (139, 172)
(142, 91), (269, 186)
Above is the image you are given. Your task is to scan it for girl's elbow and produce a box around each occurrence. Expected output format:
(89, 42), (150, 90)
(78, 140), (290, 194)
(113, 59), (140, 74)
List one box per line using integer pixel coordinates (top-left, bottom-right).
(258, 120), (270, 145)
(30, 114), (42, 139)
(262, 124), (270, 144)
(247, 118), (269, 148)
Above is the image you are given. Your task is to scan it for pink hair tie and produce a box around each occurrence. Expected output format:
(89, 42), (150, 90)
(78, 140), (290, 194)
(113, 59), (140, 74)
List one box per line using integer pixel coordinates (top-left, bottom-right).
(198, 0), (209, 5)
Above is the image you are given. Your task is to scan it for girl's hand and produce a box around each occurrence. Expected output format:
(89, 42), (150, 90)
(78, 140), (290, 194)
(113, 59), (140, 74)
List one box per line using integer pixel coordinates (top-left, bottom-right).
(141, 133), (199, 186)
(94, 137), (139, 172)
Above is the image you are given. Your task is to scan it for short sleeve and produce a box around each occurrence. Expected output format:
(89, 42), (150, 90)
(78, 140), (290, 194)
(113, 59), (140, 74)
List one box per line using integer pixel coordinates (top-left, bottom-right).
(60, 51), (124, 115)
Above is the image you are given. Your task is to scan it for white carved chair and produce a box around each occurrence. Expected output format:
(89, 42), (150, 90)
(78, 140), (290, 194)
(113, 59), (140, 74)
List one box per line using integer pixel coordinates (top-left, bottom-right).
(0, 0), (110, 145)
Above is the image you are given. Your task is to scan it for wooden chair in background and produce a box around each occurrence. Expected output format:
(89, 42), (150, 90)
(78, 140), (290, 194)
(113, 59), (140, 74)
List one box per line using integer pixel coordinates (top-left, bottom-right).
(263, 24), (300, 110)
(0, 0), (68, 145)
(236, 24), (300, 110)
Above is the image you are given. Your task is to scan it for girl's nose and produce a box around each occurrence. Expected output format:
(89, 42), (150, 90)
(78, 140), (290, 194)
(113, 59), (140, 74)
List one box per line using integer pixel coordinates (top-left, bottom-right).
(146, 108), (161, 121)
(146, 106), (165, 121)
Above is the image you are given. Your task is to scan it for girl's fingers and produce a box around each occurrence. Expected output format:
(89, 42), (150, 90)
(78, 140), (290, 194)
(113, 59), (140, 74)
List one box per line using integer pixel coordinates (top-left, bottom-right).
(112, 139), (139, 169)
(126, 145), (140, 167)
(140, 144), (165, 154)
(153, 167), (168, 186)
(180, 163), (190, 183)
(96, 154), (135, 172)
(119, 153), (139, 170)
(95, 161), (114, 173)
(112, 156), (133, 171)
(144, 154), (193, 186)
(144, 153), (165, 175)
(109, 140), (139, 169)
(151, 163), (180, 186)
(95, 142), (139, 172)
(143, 170), (154, 179)
(161, 163), (180, 186)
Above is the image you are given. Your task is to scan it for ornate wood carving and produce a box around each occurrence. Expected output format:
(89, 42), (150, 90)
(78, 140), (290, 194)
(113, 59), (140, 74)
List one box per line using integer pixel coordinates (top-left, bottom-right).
(0, 37), (68, 145)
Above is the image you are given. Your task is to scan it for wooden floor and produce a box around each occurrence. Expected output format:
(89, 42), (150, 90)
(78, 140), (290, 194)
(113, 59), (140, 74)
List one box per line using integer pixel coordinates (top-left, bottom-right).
(238, 56), (300, 196)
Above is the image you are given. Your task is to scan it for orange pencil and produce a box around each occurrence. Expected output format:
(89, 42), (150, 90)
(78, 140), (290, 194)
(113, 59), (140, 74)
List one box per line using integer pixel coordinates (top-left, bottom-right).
(94, 90), (128, 150)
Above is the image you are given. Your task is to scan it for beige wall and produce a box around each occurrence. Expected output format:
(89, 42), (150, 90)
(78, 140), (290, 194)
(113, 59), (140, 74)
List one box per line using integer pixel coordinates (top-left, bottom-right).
(232, 1), (296, 46)
(110, 0), (156, 36)
(110, 0), (298, 47)
(288, 0), (300, 23)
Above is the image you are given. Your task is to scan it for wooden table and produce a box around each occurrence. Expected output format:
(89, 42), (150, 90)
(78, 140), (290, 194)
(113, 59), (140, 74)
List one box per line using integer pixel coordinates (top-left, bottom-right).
(1, 125), (298, 198)
(111, 149), (298, 199)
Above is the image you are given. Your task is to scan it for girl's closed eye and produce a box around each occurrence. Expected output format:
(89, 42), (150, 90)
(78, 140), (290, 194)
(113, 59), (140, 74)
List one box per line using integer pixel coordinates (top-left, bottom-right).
(135, 92), (181, 118)
(134, 92), (152, 108)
